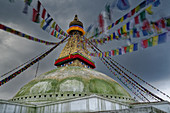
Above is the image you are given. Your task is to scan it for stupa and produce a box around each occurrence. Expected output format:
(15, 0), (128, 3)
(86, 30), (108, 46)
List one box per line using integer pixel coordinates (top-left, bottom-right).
(11, 15), (134, 111)
(1, 15), (169, 113)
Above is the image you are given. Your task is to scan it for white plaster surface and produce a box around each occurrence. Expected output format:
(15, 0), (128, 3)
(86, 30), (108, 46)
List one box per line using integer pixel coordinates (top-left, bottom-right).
(59, 79), (84, 92)
(30, 81), (52, 94)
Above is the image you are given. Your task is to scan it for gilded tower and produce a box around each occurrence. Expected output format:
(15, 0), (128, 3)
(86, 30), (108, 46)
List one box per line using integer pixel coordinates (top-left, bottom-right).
(54, 15), (95, 68)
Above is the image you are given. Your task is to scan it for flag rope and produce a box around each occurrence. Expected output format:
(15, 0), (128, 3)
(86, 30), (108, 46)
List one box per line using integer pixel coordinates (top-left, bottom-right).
(0, 35), (69, 86)
(86, 37), (164, 101)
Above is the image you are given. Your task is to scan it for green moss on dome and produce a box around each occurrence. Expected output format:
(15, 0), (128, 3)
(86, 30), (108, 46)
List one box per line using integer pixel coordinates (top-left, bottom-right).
(14, 66), (131, 100)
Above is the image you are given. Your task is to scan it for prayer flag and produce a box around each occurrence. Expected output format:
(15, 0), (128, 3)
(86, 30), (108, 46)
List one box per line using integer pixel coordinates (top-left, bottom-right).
(105, 3), (111, 20)
(41, 8), (46, 19)
(40, 19), (45, 28)
(124, 14), (128, 20)
(142, 30), (148, 36)
(134, 15), (139, 24)
(140, 11), (146, 22)
(124, 46), (127, 53)
(142, 39), (148, 48)
(146, 5), (153, 15)
(126, 22), (130, 30)
(42, 18), (53, 30)
(147, 38), (152, 47)
(118, 29), (121, 36)
(123, 24), (127, 33)
(37, 1), (41, 13)
(117, 0), (130, 10)
(135, 5), (140, 13)
(166, 18), (170, 27)
(131, 8), (135, 16)
(136, 31), (140, 37)
(23, 1), (29, 14)
(116, 49), (119, 55)
(126, 46), (130, 52)
(120, 17), (124, 22)
(119, 48), (122, 55)
(55, 24), (59, 31)
(99, 14), (104, 32)
(152, 36), (158, 46)
(111, 50), (115, 56)
(129, 44), (134, 52)
(158, 33), (167, 44)
(133, 43), (138, 51)
(86, 24), (93, 32)
(51, 30), (54, 35)
(32, 8), (38, 22)
(115, 19), (121, 25)
(51, 22), (56, 28)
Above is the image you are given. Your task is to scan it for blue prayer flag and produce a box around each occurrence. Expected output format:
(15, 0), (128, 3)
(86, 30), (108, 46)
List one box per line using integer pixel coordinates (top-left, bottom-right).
(126, 22), (130, 30)
(142, 30), (148, 36)
(133, 43), (138, 51)
(158, 33), (167, 44)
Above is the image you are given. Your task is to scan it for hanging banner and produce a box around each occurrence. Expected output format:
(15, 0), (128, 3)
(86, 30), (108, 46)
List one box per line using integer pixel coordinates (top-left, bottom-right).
(22, 0), (68, 39)
(90, 32), (168, 57)
(107, 0), (160, 30)
(90, 17), (167, 45)
(0, 35), (69, 86)
(0, 24), (58, 45)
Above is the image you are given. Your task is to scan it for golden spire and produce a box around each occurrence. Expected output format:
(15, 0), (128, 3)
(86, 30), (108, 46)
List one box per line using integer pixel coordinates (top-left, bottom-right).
(55, 15), (95, 69)
(66, 15), (85, 36)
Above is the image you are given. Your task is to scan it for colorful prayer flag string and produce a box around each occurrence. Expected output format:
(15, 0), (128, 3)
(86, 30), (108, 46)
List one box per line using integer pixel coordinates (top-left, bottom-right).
(0, 35), (69, 86)
(0, 24), (58, 45)
(89, 32), (168, 57)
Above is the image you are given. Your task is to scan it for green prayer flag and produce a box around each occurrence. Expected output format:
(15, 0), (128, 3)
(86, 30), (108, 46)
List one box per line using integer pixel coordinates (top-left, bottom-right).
(147, 38), (152, 47)
(140, 11), (146, 21)
(166, 18), (170, 27)
(126, 46), (130, 52)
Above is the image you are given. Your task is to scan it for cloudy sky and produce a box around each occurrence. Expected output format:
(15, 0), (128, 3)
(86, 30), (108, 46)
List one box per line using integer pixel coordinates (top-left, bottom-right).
(0, 0), (170, 101)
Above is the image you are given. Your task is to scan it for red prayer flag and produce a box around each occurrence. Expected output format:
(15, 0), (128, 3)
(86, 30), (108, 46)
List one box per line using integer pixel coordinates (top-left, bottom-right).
(51, 30), (54, 35)
(0, 24), (4, 29)
(118, 29), (121, 35)
(131, 8), (135, 16)
(160, 19), (166, 28)
(99, 14), (104, 32)
(142, 19), (150, 30)
(124, 47), (127, 53)
(55, 24), (59, 31)
(142, 39), (148, 48)
(41, 8), (46, 19)
(32, 8), (38, 22)
(111, 50), (115, 56)
(137, 31), (140, 37)
(134, 15), (139, 24)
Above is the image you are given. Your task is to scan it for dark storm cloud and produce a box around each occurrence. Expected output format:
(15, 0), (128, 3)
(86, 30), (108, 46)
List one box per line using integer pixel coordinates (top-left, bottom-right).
(0, 0), (170, 101)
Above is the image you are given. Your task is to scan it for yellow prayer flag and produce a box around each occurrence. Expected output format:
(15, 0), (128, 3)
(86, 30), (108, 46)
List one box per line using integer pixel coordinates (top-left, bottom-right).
(56, 32), (59, 38)
(116, 49), (119, 55)
(129, 44), (134, 52)
(123, 24), (127, 33)
(152, 36), (158, 46)
(120, 17), (124, 22)
(130, 30), (133, 35)
(51, 22), (56, 28)
(135, 5), (140, 13)
(110, 34), (113, 40)
(146, 5), (153, 15)
(40, 19), (45, 28)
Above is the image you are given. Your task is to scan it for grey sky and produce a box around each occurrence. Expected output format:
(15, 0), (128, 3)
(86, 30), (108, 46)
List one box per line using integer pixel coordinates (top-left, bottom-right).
(0, 0), (170, 101)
